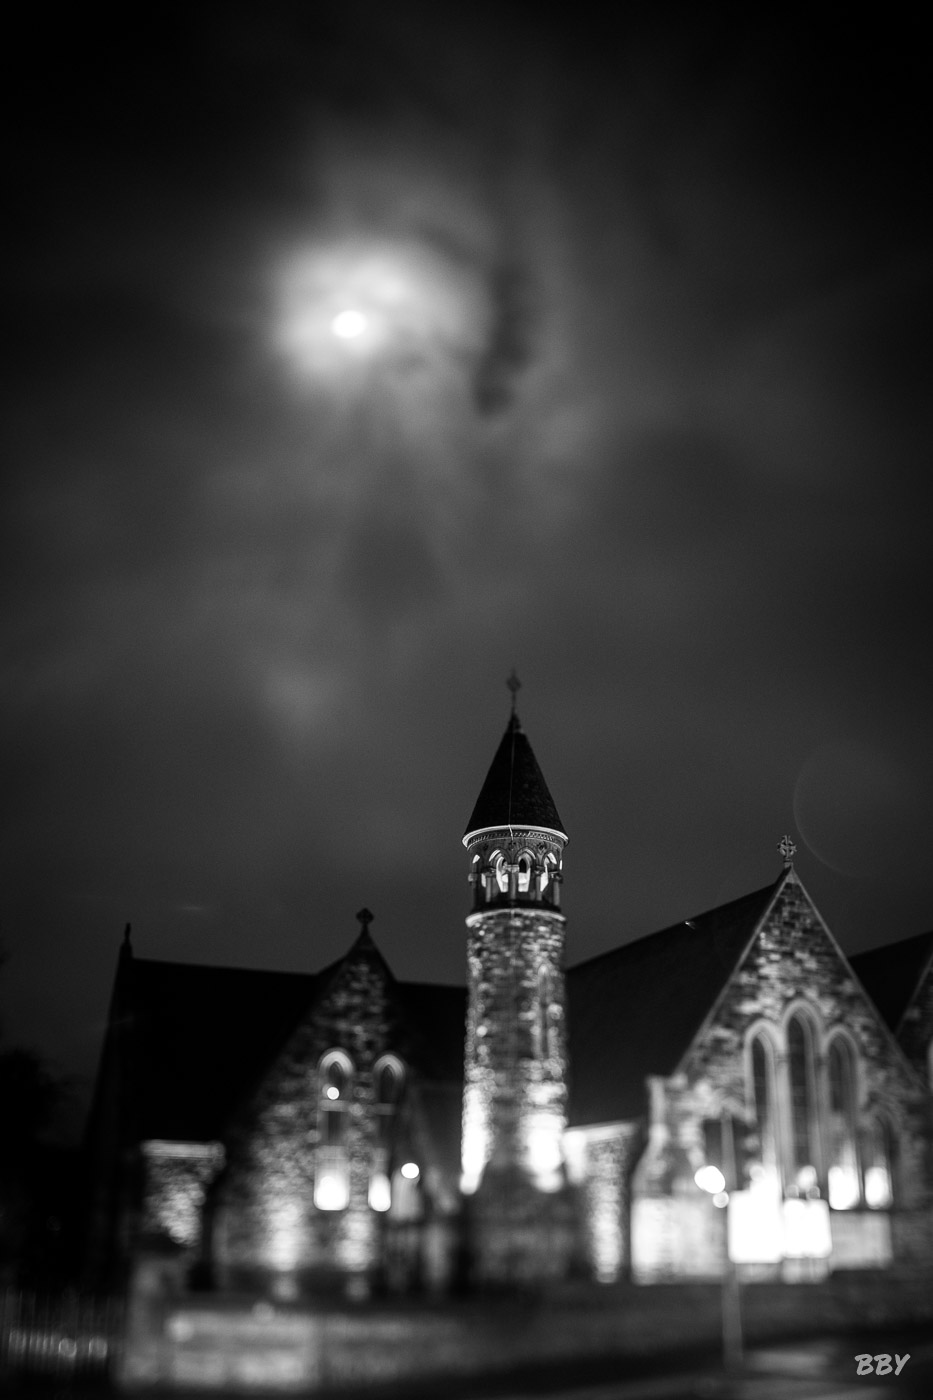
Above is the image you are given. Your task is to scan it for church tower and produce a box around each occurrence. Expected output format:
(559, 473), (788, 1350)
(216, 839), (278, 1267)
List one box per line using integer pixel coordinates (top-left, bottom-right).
(460, 677), (574, 1281)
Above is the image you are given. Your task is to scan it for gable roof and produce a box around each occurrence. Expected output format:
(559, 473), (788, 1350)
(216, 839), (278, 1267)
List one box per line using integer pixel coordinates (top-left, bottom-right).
(113, 944), (467, 1146)
(463, 712), (566, 840)
(565, 877), (783, 1127)
(850, 929), (933, 1031)
(395, 980), (467, 1084)
(127, 958), (319, 1142)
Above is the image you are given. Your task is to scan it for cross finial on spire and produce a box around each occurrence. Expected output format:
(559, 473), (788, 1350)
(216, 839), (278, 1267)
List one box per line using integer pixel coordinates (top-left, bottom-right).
(778, 835), (797, 867)
(356, 907), (373, 933)
(506, 669), (521, 714)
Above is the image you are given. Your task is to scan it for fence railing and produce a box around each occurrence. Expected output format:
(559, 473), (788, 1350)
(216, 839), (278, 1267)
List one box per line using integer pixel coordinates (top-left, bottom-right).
(0, 1286), (123, 1379)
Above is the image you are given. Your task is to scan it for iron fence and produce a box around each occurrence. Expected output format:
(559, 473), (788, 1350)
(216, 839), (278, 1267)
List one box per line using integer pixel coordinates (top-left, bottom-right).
(0, 1286), (122, 1380)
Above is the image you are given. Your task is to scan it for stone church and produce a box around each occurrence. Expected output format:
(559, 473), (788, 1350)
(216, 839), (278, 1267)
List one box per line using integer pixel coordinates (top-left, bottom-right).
(85, 701), (933, 1296)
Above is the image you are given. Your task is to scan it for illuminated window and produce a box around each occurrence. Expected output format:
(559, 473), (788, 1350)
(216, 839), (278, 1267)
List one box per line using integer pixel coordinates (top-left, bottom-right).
(315, 1051), (352, 1210)
(826, 1037), (860, 1210)
(787, 1014), (819, 1194)
(743, 1012), (895, 1239)
(701, 1117), (726, 1180)
(517, 853), (532, 893)
(863, 1118), (894, 1209)
(750, 1034), (779, 1176)
(375, 1056), (403, 1108)
(373, 1055), (403, 1153)
(369, 1055), (404, 1212)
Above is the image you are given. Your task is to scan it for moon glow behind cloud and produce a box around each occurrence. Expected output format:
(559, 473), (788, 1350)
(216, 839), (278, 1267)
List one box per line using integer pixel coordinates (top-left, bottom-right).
(2, 2), (932, 1127)
(272, 238), (490, 386)
(332, 309), (368, 339)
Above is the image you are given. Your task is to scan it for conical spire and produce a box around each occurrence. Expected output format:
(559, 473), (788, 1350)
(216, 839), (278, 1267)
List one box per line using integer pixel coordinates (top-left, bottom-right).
(463, 710), (567, 842)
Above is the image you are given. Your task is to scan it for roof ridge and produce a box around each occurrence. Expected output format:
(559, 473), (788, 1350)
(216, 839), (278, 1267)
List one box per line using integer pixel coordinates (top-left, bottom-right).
(132, 955), (317, 979)
(566, 878), (781, 974)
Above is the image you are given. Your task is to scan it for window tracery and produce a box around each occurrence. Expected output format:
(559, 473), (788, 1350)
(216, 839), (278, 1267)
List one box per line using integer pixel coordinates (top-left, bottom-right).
(315, 1050), (353, 1210)
(749, 1031), (779, 1180)
(369, 1054), (404, 1213)
(743, 1012), (891, 1213)
(826, 1035), (859, 1209)
(787, 1012), (819, 1194)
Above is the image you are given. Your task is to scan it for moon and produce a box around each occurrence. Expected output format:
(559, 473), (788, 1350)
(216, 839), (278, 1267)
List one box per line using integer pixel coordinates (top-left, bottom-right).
(331, 308), (368, 339)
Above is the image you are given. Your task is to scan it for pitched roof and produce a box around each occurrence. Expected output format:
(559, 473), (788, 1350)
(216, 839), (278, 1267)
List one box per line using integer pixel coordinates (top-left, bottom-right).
(118, 951), (467, 1145)
(395, 980), (467, 1084)
(565, 877), (783, 1126)
(850, 929), (933, 1031)
(127, 958), (319, 1142)
(463, 712), (566, 841)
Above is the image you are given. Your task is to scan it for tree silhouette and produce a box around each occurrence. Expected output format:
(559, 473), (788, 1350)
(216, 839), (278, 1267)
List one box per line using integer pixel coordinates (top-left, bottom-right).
(0, 955), (76, 1284)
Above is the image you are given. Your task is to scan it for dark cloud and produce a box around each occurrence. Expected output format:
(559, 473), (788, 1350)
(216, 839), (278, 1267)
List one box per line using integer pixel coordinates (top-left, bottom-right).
(2, 3), (932, 1124)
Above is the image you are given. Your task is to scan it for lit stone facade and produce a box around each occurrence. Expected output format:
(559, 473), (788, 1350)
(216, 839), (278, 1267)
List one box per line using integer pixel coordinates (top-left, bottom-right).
(626, 874), (932, 1281)
(210, 931), (407, 1291)
(457, 706), (580, 1282)
(86, 706), (933, 1298)
(141, 1142), (225, 1248)
(462, 900), (568, 1195)
(565, 1123), (642, 1282)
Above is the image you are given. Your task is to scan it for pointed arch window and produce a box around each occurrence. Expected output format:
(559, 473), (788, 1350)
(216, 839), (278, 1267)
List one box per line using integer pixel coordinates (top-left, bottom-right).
(787, 1013), (819, 1195)
(826, 1036), (859, 1209)
(749, 1032), (779, 1182)
(369, 1055), (404, 1213)
(863, 1118), (895, 1209)
(373, 1055), (404, 1152)
(517, 852), (533, 894)
(315, 1051), (352, 1210)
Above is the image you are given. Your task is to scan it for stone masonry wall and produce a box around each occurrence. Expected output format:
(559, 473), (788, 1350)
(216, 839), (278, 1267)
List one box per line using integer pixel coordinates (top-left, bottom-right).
(675, 875), (930, 1211)
(463, 907), (567, 1184)
(213, 942), (409, 1286)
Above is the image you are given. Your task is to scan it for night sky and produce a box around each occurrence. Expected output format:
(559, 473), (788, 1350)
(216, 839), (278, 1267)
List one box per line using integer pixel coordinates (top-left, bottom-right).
(4, 3), (933, 1136)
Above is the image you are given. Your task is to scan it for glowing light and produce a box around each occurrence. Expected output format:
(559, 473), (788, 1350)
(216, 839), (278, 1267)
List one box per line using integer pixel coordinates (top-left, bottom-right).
(828, 1164), (860, 1210)
(331, 309), (367, 339)
(461, 1087), (491, 1194)
(273, 237), (487, 384)
(783, 1198), (832, 1259)
(400, 1161), (420, 1180)
(795, 1164), (818, 1194)
(694, 1165), (726, 1195)
(525, 1117), (564, 1192)
(368, 1173), (391, 1211)
(727, 1186), (783, 1264)
(325, 1085), (340, 1101)
(865, 1166), (892, 1209)
(314, 1173), (349, 1211)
